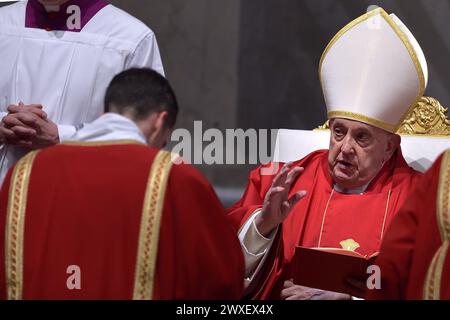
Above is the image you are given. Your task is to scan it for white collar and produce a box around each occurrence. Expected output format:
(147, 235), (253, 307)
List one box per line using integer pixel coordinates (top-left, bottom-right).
(70, 113), (147, 145)
(333, 182), (370, 195)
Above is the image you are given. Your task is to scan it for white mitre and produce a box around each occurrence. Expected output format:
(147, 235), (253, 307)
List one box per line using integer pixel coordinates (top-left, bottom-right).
(320, 7), (428, 133)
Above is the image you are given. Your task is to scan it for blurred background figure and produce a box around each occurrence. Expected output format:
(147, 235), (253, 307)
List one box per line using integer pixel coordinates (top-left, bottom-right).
(368, 149), (450, 300)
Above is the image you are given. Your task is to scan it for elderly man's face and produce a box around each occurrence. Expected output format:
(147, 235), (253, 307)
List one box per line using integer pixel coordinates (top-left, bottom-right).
(328, 118), (399, 190)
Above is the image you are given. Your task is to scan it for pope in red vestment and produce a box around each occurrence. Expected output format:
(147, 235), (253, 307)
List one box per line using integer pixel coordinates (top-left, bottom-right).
(227, 7), (429, 299)
(0, 143), (244, 299)
(228, 148), (420, 299)
(367, 150), (450, 300)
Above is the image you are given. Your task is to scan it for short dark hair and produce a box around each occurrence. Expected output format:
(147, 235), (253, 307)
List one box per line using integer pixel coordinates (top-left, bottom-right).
(104, 68), (178, 128)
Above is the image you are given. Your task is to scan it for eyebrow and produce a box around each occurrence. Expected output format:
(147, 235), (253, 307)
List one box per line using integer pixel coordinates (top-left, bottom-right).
(354, 128), (373, 136)
(332, 122), (373, 134)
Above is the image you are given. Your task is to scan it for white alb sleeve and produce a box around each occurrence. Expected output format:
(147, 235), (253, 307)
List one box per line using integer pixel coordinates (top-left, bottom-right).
(239, 209), (278, 285)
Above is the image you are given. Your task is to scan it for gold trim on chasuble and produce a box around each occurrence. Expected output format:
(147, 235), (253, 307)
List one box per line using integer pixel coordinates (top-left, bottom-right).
(424, 150), (450, 300)
(133, 150), (175, 300)
(319, 7), (426, 133)
(5, 151), (39, 300)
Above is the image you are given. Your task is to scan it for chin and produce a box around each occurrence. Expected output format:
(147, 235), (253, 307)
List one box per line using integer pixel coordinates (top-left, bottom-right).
(332, 172), (357, 189)
(334, 179), (355, 189)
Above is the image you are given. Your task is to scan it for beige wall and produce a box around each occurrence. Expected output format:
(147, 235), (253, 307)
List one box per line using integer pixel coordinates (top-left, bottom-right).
(109, 0), (240, 133)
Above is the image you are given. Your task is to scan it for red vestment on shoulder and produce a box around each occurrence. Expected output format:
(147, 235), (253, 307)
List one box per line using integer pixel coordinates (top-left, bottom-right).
(368, 151), (450, 300)
(0, 142), (244, 300)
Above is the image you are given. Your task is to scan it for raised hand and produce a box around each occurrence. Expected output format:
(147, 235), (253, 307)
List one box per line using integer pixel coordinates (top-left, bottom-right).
(255, 162), (307, 237)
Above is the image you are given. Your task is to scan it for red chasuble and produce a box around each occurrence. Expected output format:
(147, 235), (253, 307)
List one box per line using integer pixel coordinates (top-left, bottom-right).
(227, 148), (420, 299)
(0, 142), (244, 300)
(368, 151), (450, 300)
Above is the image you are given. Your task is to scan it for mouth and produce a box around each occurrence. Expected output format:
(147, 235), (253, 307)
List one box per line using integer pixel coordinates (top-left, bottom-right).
(336, 160), (354, 170)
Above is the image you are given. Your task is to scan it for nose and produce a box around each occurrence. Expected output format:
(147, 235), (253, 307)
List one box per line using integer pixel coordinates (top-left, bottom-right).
(340, 135), (355, 156)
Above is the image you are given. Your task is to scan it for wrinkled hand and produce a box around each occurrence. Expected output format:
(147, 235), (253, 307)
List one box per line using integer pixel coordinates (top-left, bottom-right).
(1, 104), (58, 149)
(280, 280), (351, 300)
(255, 162), (307, 237)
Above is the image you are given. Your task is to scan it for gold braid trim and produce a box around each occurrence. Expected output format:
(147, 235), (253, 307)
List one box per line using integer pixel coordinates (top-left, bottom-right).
(5, 151), (39, 300)
(133, 151), (175, 300)
(327, 111), (395, 133)
(423, 242), (449, 300)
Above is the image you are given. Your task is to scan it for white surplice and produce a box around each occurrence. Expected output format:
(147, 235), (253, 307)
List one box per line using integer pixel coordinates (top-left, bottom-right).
(0, 1), (163, 184)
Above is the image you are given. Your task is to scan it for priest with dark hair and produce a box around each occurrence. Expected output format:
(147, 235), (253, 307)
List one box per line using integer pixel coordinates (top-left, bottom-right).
(0, 68), (244, 300)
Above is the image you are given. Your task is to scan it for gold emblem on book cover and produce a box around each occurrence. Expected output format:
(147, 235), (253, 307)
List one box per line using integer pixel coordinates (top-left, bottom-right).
(339, 239), (360, 252)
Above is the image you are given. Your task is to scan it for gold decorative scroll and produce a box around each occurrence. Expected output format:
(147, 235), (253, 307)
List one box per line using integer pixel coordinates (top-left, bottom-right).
(398, 97), (450, 135)
(315, 120), (330, 131)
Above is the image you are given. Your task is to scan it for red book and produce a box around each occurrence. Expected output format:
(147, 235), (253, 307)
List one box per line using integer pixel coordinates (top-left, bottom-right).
(292, 247), (378, 297)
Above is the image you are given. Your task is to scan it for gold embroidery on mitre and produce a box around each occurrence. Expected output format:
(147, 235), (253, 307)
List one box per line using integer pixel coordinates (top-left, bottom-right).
(316, 96), (450, 136)
(327, 111), (396, 133)
(340, 239), (360, 252)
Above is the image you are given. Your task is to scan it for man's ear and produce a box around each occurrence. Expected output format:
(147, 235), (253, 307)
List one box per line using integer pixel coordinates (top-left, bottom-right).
(154, 111), (168, 132)
(148, 111), (171, 148)
(384, 134), (401, 161)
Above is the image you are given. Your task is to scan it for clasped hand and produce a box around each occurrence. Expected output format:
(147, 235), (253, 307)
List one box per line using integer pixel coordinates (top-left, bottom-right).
(0, 103), (59, 149)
